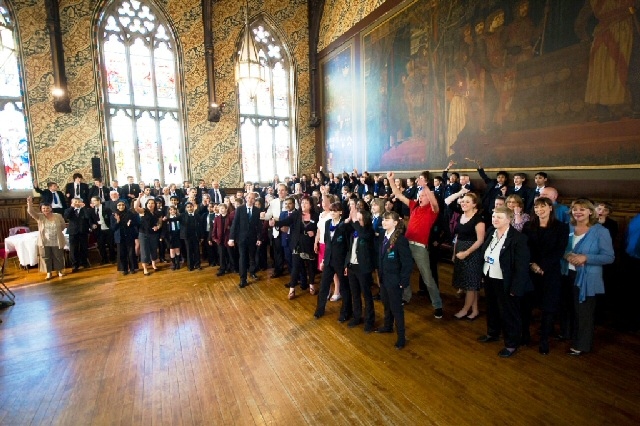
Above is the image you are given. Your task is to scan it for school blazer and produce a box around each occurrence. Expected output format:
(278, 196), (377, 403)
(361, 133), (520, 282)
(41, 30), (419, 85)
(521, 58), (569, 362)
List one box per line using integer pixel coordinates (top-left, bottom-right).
(344, 222), (376, 273)
(322, 220), (352, 270)
(378, 232), (414, 288)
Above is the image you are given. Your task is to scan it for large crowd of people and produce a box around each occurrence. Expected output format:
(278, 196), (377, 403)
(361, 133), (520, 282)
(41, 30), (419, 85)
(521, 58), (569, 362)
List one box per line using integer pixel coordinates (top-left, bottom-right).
(27, 164), (639, 354)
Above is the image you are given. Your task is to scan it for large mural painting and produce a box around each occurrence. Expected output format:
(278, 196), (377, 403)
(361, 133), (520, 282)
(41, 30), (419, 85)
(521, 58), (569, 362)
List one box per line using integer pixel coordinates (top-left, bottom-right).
(322, 0), (640, 172)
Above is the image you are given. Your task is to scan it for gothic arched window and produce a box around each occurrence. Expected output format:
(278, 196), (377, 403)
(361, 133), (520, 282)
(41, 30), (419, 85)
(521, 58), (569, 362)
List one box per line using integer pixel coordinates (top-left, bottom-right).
(97, 0), (185, 185)
(238, 20), (295, 183)
(0, 1), (32, 191)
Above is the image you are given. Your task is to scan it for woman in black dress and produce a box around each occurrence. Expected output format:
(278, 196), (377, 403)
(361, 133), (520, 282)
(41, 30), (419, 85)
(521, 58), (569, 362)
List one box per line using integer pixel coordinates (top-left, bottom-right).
(133, 197), (162, 275)
(523, 197), (569, 354)
(450, 192), (486, 320)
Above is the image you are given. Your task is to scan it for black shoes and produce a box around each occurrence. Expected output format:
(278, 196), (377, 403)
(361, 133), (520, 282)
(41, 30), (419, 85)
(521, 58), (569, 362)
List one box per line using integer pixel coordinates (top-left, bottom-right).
(567, 348), (583, 356)
(363, 325), (373, 333)
(270, 272), (282, 278)
(250, 273), (258, 280)
(434, 308), (443, 319)
(347, 319), (362, 328)
(239, 281), (247, 288)
(539, 342), (549, 355)
(394, 340), (406, 350)
(477, 335), (499, 343)
(216, 270), (226, 276)
(313, 311), (324, 319)
(338, 315), (351, 323)
(498, 347), (517, 358)
(375, 327), (393, 333)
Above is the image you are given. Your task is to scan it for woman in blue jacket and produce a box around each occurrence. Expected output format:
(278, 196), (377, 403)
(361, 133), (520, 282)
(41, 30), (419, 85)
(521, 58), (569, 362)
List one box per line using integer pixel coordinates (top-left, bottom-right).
(561, 199), (615, 356)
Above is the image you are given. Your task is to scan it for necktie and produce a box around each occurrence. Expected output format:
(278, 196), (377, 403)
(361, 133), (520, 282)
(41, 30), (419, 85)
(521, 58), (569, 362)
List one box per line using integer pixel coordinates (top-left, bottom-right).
(95, 207), (99, 215)
(381, 236), (389, 256)
(216, 190), (220, 203)
(247, 208), (252, 219)
(52, 192), (59, 204)
(75, 184), (80, 196)
(99, 188), (103, 200)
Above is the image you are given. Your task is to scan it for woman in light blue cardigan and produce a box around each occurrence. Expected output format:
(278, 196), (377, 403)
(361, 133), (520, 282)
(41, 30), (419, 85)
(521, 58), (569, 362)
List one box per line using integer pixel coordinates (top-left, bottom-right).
(561, 199), (615, 355)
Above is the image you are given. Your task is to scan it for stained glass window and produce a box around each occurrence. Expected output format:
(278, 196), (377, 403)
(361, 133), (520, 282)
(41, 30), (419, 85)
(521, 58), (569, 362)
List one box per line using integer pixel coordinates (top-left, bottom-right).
(238, 20), (294, 183)
(0, 1), (32, 191)
(97, 0), (184, 185)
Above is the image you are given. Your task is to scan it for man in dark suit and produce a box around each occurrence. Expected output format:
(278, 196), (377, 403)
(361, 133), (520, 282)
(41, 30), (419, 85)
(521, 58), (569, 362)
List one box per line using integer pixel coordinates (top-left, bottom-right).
(64, 173), (90, 205)
(89, 196), (115, 264)
(64, 197), (96, 272)
(123, 176), (141, 205)
(89, 178), (108, 203)
(33, 179), (67, 215)
(208, 180), (226, 204)
(228, 192), (263, 288)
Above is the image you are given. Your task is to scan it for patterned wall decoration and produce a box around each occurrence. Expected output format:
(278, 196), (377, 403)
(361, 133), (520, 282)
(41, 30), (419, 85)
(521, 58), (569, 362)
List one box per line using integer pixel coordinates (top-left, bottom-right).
(12, 0), (312, 193)
(318, 0), (386, 52)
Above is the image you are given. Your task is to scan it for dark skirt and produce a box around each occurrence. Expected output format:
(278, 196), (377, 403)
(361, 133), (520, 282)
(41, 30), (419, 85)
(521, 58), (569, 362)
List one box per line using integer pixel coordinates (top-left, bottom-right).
(168, 230), (182, 249)
(452, 240), (484, 291)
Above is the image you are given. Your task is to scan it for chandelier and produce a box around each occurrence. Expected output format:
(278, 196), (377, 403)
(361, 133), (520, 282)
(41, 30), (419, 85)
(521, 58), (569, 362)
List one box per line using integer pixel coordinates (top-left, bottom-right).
(235, 0), (265, 99)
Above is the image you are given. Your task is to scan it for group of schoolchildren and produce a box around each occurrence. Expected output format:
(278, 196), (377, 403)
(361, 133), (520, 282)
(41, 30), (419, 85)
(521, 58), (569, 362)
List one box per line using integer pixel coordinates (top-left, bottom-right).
(32, 163), (639, 351)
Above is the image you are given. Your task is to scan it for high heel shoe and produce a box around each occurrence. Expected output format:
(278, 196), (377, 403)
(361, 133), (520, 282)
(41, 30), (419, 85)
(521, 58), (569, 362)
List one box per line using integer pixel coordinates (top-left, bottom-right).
(454, 311), (469, 320)
(309, 286), (317, 295)
(58, 271), (64, 277)
(288, 290), (296, 300)
(466, 313), (480, 321)
(45, 273), (52, 280)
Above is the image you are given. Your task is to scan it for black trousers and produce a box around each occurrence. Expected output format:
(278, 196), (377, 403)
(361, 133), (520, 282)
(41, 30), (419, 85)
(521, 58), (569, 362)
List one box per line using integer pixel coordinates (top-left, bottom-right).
(270, 234), (285, 273)
(348, 264), (375, 327)
(68, 232), (89, 268)
(288, 254), (315, 289)
(217, 243), (233, 272)
(237, 241), (257, 283)
(484, 275), (522, 349)
(96, 229), (116, 263)
(183, 237), (201, 269)
(380, 280), (405, 342)
(315, 263), (351, 318)
(117, 241), (137, 272)
(572, 287), (597, 353)
(203, 239), (217, 265)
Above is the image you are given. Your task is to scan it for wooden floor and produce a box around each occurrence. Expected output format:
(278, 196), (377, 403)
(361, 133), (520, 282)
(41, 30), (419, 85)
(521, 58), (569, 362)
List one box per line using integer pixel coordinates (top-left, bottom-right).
(0, 259), (639, 425)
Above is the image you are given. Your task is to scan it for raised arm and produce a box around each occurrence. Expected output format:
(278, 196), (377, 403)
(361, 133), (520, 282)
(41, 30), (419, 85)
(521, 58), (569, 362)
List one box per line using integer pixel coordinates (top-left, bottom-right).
(386, 171), (410, 207)
(26, 196), (41, 221)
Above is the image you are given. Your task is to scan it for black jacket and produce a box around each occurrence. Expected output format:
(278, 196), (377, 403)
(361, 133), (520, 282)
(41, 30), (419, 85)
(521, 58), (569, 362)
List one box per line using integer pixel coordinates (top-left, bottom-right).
(480, 226), (533, 296)
(322, 219), (352, 271)
(345, 222), (376, 273)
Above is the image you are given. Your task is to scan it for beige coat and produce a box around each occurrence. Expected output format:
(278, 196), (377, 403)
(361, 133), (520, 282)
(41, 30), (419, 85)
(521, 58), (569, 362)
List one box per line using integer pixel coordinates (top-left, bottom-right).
(28, 206), (67, 249)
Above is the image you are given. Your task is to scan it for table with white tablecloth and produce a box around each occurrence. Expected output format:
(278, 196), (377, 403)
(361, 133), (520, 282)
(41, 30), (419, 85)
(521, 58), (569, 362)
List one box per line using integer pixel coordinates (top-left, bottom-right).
(4, 231), (70, 267)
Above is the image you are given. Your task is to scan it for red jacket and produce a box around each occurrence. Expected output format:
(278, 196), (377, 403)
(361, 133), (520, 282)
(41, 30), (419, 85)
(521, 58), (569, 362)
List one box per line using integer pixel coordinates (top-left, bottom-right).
(211, 212), (233, 246)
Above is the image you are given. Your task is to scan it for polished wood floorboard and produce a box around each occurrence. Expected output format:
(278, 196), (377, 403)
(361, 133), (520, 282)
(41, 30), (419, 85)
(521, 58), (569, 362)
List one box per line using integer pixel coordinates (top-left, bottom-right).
(1, 260), (639, 425)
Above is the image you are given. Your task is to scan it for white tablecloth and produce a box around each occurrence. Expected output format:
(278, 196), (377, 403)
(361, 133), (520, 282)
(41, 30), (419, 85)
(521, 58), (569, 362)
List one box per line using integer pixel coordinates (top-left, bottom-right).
(4, 231), (69, 267)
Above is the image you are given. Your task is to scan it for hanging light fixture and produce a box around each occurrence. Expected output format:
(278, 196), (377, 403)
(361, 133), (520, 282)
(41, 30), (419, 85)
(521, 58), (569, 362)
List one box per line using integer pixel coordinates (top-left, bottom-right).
(235, 0), (265, 99)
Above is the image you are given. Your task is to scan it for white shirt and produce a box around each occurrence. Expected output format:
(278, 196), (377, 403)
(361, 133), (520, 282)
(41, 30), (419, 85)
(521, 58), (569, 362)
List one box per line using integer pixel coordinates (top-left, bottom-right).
(483, 228), (508, 279)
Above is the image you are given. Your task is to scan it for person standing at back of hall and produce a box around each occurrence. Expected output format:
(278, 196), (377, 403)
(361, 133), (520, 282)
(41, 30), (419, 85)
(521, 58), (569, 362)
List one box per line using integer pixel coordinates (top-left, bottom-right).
(64, 173), (89, 205)
(386, 171), (443, 318)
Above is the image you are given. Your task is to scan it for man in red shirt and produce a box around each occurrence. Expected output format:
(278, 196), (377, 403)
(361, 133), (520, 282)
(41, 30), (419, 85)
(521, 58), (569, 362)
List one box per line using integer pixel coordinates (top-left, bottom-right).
(387, 171), (443, 318)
